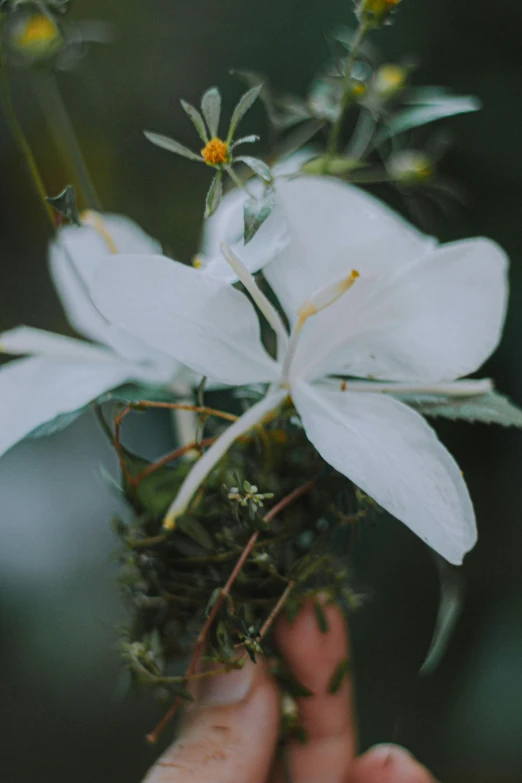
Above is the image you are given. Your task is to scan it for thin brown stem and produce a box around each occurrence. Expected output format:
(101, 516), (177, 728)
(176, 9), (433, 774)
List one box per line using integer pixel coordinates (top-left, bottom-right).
(134, 400), (238, 423)
(258, 580), (296, 641)
(134, 437), (216, 484)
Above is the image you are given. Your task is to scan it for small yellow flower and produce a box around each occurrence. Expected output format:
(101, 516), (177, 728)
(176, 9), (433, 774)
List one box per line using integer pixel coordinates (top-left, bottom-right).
(13, 13), (62, 57)
(201, 137), (229, 166)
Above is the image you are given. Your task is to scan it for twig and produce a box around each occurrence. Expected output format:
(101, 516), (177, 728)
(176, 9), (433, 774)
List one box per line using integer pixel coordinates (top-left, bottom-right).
(258, 580), (296, 641)
(113, 405), (133, 487)
(134, 400), (238, 423)
(133, 437), (216, 484)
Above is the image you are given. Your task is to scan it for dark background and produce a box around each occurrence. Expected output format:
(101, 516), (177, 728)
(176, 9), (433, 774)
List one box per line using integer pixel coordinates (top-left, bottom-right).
(1, 1), (522, 781)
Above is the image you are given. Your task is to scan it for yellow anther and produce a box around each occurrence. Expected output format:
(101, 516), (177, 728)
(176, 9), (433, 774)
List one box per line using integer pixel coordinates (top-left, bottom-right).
(201, 137), (229, 166)
(14, 13), (61, 53)
(81, 210), (119, 254)
(192, 256), (203, 269)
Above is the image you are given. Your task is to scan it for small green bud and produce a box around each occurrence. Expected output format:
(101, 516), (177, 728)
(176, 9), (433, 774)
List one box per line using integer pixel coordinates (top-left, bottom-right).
(387, 150), (435, 186)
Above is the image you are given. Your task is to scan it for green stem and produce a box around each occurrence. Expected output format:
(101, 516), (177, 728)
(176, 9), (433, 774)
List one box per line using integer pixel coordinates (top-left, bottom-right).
(0, 54), (54, 226)
(34, 70), (102, 210)
(327, 22), (369, 157)
(226, 164), (255, 198)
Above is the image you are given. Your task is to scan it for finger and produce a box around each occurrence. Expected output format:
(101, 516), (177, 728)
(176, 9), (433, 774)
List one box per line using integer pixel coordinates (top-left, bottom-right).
(272, 599), (355, 783)
(143, 657), (280, 783)
(347, 745), (439, 783)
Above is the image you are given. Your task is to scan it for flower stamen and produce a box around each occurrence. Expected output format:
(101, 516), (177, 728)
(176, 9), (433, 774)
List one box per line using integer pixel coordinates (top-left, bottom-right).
(201, 137), (229, 166)
(81, 210), (119, 254)
(282, 270), (359, 385)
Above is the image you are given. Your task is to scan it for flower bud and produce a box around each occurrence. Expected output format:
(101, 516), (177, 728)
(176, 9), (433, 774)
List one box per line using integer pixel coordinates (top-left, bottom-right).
(9, 11), (63, 60)
(371, 64), (408, 102)
(358, 0), (401, 28)
(387, 150), (435, 186)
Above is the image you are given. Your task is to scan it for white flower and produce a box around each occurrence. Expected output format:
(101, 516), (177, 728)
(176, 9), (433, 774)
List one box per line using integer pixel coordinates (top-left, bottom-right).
(92, 176), (508, 564)
(0, 213), (182, 458)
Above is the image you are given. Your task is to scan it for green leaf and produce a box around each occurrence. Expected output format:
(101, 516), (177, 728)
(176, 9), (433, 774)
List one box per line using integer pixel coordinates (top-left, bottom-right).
(243, 189), (275, 244)
(227, 85), (263, 143)
(313, 600), (329, 634)
(144, 131), (201, 161)
(403, 390), (522, 428)
(177, 515), (216, 552)
(180, 99), (208, 142)
(201, 87), (222, 138)
(419, 556), (463, 676)
(232, 134), (260, 148)
(327, 658), (351, 694)
(374, 95), (481, 144)
(46, 184), (81, 225)
(28, 407), (85, 438)
(234, 155), (272, 183)
(204, 170), (223, 217)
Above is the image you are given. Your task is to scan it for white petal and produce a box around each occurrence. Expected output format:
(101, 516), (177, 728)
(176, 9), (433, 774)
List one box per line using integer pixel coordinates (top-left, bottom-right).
(49, 213), (161, 344)
(264, 175), (435, 323)
(292, 382), (476, 564)
(294, 237), (508, 383)
(92, 254), (279, 386)
(0, 325), (117, 362)
(199, 184), (290, 282)
(0, 356), (141, 458)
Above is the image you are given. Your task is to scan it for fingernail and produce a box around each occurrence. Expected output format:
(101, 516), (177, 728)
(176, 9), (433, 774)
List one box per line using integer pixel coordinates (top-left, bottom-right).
(368, 744), (415, 764)
(199, 659), (256, 706)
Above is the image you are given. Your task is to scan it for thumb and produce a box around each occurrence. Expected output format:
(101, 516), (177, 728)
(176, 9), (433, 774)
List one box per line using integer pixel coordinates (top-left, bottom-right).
(143, 657), (280, 783)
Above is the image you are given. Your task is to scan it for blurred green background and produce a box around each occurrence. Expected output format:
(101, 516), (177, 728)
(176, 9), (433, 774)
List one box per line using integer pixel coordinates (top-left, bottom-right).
(2, 1), (522, 781)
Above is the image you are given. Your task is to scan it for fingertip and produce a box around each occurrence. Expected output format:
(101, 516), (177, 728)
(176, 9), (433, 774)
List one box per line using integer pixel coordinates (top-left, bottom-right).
(348, 745), (439, 783)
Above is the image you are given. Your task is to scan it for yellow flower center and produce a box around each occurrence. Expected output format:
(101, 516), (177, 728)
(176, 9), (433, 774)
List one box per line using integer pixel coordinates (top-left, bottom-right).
(201, 137), (229, 166)
(14, 14), (60, 52)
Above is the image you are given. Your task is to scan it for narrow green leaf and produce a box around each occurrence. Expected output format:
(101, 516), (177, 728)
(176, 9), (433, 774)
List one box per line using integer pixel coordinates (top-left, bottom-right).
(227, 85), (263, 143)
(204, 170), (223, 217)
(403, 390), (522, 428)
(180, 99), (208, 142)
(328, 658), (351, 694)
(232, 134), (260, 148)
(144, 131), (201, 161)
(374, 95), (481, 144)
(313, 600), (329, 634)
(235, 155), (272, 183)
(243, 189), (275, 244)
(201, 87), (222, 137)
(177, 515), (216, 551)
(29, 407), (85, 438)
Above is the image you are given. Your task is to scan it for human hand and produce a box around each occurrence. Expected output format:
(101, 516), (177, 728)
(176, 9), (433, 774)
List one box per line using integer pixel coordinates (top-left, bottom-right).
(143, 600), (438, 783)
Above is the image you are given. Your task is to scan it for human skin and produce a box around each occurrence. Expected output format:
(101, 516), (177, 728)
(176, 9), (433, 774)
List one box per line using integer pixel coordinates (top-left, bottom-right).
(142, 601), (438, 783)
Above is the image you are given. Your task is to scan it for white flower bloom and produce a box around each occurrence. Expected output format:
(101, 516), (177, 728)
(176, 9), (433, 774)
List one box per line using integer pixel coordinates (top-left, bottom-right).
(0, 213), (182, 458)
(92, 176), (509, 564)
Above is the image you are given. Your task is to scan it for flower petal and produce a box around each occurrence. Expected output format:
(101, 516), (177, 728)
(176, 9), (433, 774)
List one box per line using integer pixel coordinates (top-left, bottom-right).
(0, 325), (117, 362)
(264, 175), (435, 323)
(0, 356), (142, 458)
(92, 254), (279, 386)
(49, 213), (162, 344)
(292, 382), (476, 564)
(293, 237), (508, 383)
(199, 184), (290, 282)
